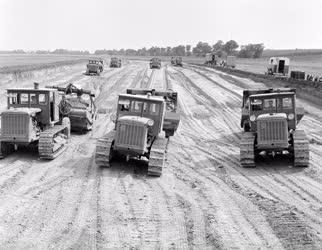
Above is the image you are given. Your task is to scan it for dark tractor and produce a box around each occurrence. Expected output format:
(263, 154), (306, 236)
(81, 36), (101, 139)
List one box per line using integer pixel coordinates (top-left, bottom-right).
(240, 88), (309, 167)
(150, 58), (161, 69)
(46, 83), (97, 132)
(110, 57), (122, 68)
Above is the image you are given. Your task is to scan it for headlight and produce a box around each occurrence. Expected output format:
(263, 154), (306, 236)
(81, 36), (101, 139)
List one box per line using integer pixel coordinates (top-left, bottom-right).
(250, 115), (256, 122)
(288, 113), (295, 120)
(147, 120), (154, 126)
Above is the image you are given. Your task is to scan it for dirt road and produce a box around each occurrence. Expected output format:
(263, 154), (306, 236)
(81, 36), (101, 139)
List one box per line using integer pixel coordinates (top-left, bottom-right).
(0, 61), (321, 249)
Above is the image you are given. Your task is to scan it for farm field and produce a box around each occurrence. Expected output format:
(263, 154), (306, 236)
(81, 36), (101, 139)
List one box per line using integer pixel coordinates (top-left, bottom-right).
(235, 55), (322, 77)
(0, 54), (91, 68)
(0, 59), (320, 249)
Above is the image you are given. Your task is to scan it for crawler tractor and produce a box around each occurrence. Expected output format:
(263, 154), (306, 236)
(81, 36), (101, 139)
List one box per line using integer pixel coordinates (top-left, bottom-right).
(95, 88), (180, 176)
(46, 83), (97, 132)
(110, 57), (122, 68)
(85, 58), (104, 75)
(240, 88), (309, 167)
(172, 57), (183, 67)
(0, 83), (70, 159)
(150, 58), (161, 69)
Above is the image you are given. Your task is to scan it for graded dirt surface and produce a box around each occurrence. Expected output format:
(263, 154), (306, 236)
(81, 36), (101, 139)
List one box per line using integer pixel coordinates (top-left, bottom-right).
(0, 60), (321, 249)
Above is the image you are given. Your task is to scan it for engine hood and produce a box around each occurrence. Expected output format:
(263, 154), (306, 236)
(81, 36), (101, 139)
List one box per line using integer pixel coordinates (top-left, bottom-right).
(257, 113), (287, 121)
(118, 115), (153, 126)
(2, 108), (41, 116)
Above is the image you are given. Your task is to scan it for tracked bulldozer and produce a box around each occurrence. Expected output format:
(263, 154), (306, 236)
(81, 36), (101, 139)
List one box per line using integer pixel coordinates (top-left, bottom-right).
(110, 57), (122, 68)
(46, 83), (97, 132)
(150, 58), (161, 69)
(95, 88), (180, 176)
(0, 83), (70, 159)
(85, 58), (104, 75)
(171, 56), (183, 67)
(240, 88), (309, 167)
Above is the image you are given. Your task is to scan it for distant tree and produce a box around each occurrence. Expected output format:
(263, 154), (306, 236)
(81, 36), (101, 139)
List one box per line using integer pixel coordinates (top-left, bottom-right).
(253, 43), (265, 58)
(172, 45), (186, 56)
(222, 40), (239, 55)
(35, 50), (50, 54)
(166, 47), (172, 56)
(192, 41), (212, 57)
(185, 45), (191, 56)
(212, 40), (223, 52)
(137, 47), (147, 56)
(125, 49), (137, 56)
(160, 47), (167, 56)
(238, 43), (264, 58)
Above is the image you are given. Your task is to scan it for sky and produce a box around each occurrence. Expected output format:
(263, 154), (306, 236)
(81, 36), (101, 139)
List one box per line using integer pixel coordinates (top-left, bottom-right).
(1, 0), (322, 52)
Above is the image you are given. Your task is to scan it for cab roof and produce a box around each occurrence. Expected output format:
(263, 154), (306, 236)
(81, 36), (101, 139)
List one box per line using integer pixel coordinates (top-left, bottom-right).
(7, 88), (56, 92)
(119, 93), (164, 102)
(250, 92), (295, 99)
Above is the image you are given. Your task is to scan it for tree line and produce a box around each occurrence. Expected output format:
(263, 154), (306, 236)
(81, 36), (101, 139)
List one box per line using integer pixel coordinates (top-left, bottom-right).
(0, 41), (265, 58)
(95, 41), (264, 58)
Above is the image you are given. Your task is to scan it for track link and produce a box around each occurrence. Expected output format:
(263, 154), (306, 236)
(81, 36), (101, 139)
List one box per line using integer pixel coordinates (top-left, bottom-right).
(148, 135), (168, 176)
(240, 132), (255, 167)
(38, 124), (69, 160)
(293, 130), (309, 167)
(95, 131), (115, 167)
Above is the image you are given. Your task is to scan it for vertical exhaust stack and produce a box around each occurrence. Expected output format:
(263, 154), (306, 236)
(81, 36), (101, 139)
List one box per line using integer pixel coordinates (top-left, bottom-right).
(34, 82), (39, 90)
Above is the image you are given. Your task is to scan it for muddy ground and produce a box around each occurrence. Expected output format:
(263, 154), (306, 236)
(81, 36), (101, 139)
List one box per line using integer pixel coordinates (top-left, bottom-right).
(0, 60), (321, 249)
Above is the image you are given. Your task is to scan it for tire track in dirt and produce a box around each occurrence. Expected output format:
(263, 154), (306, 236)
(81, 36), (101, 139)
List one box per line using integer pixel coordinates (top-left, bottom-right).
(167, 65), (319, 247)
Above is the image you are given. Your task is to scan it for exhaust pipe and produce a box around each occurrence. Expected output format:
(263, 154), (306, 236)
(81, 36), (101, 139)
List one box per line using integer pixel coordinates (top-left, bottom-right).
(34, 82), (39, 89)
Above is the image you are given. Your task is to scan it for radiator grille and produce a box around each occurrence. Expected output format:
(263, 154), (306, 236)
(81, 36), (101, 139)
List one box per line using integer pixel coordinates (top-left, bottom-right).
(257, 119), (287, 143)
(1, 114), (28, 136)
(115, 123), (145, 148)
(87, 65), (99, 71)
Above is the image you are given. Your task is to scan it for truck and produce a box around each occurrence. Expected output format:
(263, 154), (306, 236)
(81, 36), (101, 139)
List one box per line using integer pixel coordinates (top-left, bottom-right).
(0, 83), (70, 159)
(95, 88), (180, 176)
(150, 58), (161, 69)
(110, 57), (122, 68)
(46, 83), (97, 132)
(240, 88), (309, 167)
(85, 58), (104, 75)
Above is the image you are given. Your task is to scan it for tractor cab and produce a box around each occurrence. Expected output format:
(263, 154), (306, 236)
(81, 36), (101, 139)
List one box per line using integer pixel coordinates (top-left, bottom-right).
(1, 84), (60, 144)
(116, 93), (165, 136)
(6, 85), (60, 126)
(111, 93), (165, 156)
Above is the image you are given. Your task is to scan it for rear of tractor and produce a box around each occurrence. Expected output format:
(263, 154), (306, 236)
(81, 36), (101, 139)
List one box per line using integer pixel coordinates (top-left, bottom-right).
(47, 83), (97, 132)
(95, 88), (180, 176)
(110, 57), (122, 68)
(240, 88), (309, 167)
(150, 58), (161, 69)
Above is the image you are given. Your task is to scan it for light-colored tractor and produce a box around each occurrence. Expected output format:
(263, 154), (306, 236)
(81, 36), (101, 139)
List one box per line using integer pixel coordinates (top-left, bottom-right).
(85, 58), (104, 75)
(95, 88), (180, 176)
(0, 83), (70, 159)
